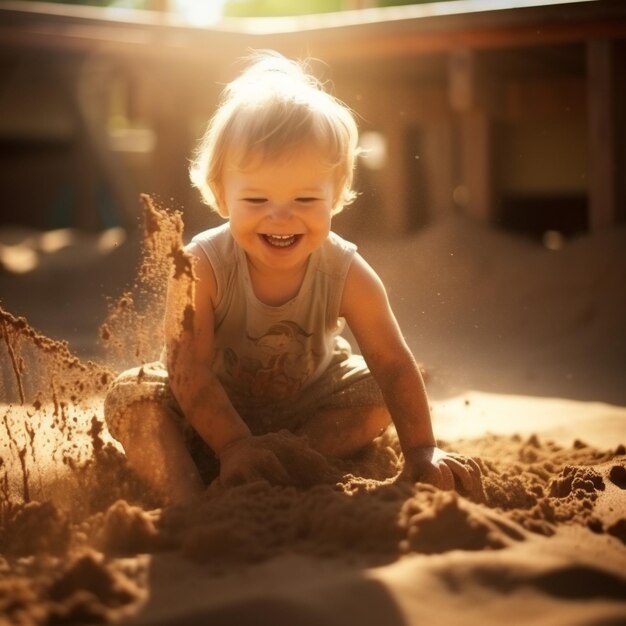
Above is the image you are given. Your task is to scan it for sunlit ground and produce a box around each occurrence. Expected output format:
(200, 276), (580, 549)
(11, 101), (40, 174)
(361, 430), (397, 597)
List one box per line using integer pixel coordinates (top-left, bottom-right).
(431, 391), (626, 450)
(0, 227), (126, 275)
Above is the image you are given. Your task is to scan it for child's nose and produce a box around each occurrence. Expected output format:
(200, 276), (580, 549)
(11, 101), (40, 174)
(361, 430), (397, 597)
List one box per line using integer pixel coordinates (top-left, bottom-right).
(270, 203), (292, 220)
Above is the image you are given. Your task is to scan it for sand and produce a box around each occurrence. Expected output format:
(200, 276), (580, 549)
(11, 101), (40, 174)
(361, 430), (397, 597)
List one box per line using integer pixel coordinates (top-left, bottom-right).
(0, 199), (625, 626)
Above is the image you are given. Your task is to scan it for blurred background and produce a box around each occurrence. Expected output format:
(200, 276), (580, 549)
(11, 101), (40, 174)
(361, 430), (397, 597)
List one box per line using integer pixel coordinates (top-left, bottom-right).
(2, 0), (625, 240)
(0, 0), (625, 401)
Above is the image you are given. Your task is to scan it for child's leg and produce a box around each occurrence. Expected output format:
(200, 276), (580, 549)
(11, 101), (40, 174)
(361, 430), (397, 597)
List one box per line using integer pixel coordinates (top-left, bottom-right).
(296, 404), (391, 458)
(104, 362), (205, 506)
(114, 400), (204, 506)
(288, 343), (392, 458)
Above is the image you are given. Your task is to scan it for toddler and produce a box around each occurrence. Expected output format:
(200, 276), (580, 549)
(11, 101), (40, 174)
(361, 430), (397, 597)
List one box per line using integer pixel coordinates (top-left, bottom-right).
(104, 51), (482, 504)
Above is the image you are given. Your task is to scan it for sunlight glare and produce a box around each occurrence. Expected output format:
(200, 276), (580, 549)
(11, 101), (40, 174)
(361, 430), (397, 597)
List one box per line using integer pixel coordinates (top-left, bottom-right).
(171, 0), (226, 26)
(542, 230), (565, 251)
(0, 243), (39, 274)
(109, 128), (156, 153)
(38, 228), (75, 254)
(359, 131), (388, 170)
(98, 227), (127, 253)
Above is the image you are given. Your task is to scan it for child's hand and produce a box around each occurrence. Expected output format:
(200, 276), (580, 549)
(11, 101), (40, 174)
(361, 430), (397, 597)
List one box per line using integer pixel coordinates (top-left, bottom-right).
(218, 436), (291, 488)
(400, 446), (484, 501)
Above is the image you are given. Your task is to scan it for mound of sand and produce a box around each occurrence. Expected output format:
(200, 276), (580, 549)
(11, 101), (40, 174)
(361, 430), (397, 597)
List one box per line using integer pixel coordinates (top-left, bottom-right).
(1, 199), (625, 626)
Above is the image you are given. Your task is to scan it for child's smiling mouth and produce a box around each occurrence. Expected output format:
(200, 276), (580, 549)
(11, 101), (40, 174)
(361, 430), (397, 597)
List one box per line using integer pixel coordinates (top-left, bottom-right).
(261, 234), (302, 248)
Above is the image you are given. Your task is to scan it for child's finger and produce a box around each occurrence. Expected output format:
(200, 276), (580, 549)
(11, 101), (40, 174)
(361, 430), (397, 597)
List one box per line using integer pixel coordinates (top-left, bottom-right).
(221, 467), (249, 487)
(460, 456), (486, 502)
(444, 457), (474, 493)
(258, 453), (291, 486)
(466, 456), (482, 476)
(437, 462), (456, 490)
(446, 456), (485, 502)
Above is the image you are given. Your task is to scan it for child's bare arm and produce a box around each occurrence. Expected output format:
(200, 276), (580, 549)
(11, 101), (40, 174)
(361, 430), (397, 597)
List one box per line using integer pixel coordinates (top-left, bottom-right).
(165, 244), (249, 454)
(341, 254), (482, 496)
(340, 255), (435, 450)
(164, 244), (288, 486)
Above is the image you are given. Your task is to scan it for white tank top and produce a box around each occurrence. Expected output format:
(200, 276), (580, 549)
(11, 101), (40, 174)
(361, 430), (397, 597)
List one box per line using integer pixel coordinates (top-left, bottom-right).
(192, 224), (356, 408)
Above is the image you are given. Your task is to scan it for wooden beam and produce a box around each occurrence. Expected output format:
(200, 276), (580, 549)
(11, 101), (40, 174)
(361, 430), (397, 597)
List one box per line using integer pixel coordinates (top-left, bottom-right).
(586, 39), (622, 231)
(449, 49), (497, 223)
(423, 120), (455, 220)
(377, 121), (410, 234)
(458, 112), (496, 223)
(2, 1), (626, 67)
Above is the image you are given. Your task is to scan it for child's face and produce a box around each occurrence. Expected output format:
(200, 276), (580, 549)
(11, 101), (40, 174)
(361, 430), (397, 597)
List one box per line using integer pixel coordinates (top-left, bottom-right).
(220, 146), (336, 274)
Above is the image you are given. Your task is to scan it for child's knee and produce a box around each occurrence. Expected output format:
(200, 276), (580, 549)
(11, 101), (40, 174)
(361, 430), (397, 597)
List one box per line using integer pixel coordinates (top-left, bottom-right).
(103, 363), (171, 444)
(103, 384), (140, 445)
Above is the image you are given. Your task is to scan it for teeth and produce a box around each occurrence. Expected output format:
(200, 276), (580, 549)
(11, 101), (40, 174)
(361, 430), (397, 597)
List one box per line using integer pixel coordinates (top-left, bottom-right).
(264, 234), (297, 247)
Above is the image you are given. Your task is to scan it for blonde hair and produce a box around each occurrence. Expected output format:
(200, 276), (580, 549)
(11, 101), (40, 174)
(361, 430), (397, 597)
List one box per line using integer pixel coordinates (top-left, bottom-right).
(189, 50), (360, 218)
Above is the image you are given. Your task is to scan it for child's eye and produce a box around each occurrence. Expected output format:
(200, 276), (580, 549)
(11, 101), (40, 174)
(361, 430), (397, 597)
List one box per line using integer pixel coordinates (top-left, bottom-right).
(243, 198), (267, 205)
(296, 197), (320, 204)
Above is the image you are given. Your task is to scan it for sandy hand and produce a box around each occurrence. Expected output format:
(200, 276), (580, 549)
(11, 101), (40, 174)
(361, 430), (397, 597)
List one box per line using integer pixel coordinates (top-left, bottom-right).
(218, 436), (292, 488)
(400, 446), (485, 502)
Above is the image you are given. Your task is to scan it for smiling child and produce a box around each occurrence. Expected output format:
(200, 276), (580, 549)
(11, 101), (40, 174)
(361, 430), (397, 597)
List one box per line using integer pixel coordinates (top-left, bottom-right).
(104, 51), (482, 505)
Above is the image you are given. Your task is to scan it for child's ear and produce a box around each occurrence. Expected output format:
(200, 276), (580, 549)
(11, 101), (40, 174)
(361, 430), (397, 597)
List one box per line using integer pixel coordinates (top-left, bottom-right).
(215, 204), (229, 219)
(212, 185), (229, 218)
(215, 201), (229, 219)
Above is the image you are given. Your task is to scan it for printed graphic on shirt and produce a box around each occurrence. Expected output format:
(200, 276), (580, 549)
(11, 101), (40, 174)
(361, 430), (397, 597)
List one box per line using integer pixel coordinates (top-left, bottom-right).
(219, 321), (320, 400)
